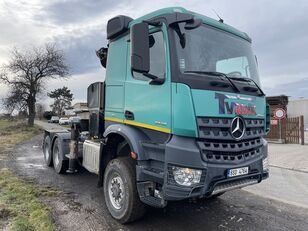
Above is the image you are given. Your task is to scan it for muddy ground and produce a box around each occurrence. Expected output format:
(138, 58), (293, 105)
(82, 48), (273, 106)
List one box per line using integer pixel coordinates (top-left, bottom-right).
(2, 134), (308, 231)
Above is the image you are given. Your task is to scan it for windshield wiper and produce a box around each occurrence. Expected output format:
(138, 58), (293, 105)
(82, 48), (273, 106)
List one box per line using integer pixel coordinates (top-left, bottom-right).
(229, 77), (265, 96)
(184, 71), (241, 93)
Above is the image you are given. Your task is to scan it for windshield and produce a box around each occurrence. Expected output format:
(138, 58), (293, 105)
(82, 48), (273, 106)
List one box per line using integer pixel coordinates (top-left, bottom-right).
(174, 23), (260, 85)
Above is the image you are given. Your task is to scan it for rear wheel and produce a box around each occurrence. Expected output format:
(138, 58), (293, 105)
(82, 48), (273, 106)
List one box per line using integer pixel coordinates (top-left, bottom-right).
(52, 138), (68, 174)
(43, 136), (53, 166)
(103, 157), (146, 224)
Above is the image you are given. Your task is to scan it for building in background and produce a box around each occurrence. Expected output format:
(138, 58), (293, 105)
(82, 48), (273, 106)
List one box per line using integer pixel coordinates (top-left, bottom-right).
(287, 99), (308, 130)
(266, 95), (305, 144)
(73, 102), (89, 120)
(266, 95), (289, 143)
(64, 107), (75, 116)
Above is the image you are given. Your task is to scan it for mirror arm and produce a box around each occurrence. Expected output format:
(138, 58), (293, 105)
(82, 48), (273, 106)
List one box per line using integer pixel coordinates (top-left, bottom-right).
(142, 20), (162, 27)
(143, 73), (165, 85)
(143, 72), (158, 80)
(150, 78), (165, 85)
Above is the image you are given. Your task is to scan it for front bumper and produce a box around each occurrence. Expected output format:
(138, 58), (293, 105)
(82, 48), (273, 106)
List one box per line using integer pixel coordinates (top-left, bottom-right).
(163, 135), (269, 201)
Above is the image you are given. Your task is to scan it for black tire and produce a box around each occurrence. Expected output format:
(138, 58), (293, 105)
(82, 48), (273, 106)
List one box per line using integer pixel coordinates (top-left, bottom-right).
(43, 136), (53, 167)
(104, 157), (146, 224)
(52, 138), (68, 174)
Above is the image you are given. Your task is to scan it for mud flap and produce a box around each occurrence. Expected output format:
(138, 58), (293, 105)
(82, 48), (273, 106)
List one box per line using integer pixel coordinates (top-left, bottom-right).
(97, 141), (105, 187)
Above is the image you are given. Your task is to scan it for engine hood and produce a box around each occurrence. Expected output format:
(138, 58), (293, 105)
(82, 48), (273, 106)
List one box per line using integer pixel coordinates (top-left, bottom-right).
(171, 83), (266, 138)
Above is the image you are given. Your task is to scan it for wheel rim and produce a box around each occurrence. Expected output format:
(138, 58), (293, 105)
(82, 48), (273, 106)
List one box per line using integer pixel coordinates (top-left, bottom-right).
(108, 173), (125, 210)
(44, 143), (50, 161)
(54, 146), (60, 167)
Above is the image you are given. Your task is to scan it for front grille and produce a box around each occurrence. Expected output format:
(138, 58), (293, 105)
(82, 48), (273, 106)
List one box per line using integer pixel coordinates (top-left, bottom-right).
(197, 117), (265, 140)
(197, 117), (264, 164)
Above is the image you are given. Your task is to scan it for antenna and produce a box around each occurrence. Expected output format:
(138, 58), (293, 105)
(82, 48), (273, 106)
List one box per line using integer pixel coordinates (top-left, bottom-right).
(212, 9), (224, 23)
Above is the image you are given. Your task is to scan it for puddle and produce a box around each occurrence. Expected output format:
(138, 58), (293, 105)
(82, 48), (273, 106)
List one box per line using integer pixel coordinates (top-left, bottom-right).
(33, 145), (40, 149)
(22, 163), (45, 169)
(16, 156), (42, 161)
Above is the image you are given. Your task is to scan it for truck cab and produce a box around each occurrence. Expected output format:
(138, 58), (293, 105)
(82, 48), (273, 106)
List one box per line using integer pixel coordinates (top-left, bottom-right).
(43, 7), (270, 223)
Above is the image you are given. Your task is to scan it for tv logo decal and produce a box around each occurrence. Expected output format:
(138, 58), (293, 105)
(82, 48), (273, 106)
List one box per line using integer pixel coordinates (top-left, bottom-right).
(215, 92), (256, 116)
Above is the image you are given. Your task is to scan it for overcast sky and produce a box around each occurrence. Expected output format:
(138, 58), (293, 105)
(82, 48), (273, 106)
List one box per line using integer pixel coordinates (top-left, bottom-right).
(1, 0), (308, 109)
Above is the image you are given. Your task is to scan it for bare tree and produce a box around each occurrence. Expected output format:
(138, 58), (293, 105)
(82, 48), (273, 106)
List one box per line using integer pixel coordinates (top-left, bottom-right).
(2, 84), (28, 116)
(35, 103), (45, 120)
(0, 44), (70, 126)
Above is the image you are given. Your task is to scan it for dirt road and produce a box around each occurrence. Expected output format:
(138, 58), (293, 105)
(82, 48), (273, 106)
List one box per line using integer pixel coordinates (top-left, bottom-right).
(2, 121), (307, 231)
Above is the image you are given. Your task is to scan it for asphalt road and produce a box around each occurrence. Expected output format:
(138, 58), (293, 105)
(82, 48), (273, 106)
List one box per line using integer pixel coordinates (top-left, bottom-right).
(3, 121), (307, 231)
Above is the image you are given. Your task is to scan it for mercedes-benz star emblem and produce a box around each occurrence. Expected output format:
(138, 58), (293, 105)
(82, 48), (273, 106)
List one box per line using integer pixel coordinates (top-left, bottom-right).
(230, 116), (245, 140)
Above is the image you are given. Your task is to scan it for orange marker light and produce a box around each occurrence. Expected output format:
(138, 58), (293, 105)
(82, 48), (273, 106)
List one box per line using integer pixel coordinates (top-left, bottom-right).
(130, 151), (137, 159)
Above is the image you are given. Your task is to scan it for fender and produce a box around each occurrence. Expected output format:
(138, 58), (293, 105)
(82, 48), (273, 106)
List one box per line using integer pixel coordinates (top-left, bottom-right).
(103, 123), (149, 160)
(97, 123), (150, 187)
(51, 132), (71, 161)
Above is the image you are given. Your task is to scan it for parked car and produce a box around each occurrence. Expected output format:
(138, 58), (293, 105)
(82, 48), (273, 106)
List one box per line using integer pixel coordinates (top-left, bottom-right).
(59, 117), (70, 125)
(48, 116), (59, 123)
(69, 116), (81, 124)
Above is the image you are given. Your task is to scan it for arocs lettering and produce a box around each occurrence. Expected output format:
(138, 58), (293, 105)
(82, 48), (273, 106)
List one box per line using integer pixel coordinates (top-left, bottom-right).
(215, 93), (256, 116)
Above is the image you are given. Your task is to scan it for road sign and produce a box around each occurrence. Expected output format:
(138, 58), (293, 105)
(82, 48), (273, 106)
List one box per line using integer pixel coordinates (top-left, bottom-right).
(274, 108), (286, 120)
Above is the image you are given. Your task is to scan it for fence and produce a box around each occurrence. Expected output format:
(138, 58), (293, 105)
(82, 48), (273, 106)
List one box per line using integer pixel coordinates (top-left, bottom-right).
(266, 115), (304, 145)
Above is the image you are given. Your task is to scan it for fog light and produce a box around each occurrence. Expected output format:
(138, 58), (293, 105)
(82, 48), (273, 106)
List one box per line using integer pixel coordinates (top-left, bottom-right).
(172, 166), (202, 186)
(262, 157), (269, 173)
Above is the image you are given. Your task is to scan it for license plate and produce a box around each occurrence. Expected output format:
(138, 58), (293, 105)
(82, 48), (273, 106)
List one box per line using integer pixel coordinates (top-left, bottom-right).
(227, 167), (249, 178)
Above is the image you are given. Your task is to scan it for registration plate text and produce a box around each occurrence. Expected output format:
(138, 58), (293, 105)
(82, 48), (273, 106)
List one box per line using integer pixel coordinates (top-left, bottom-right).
(227, 167), (249, 178)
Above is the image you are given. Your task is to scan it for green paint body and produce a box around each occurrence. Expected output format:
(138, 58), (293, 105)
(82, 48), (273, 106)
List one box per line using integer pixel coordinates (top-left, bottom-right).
(104, 7), (266, 135)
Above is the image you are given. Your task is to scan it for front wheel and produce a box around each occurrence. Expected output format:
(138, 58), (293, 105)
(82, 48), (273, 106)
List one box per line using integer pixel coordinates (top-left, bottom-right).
(103, 157), (146, 224)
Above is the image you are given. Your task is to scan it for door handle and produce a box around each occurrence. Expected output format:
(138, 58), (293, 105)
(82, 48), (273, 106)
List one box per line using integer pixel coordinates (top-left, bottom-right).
(125, 110), (134, 120)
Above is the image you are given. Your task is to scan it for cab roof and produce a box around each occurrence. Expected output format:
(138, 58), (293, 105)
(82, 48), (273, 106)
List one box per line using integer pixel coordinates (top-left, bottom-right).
(106, 7), (251, 42)
(130, 7), (251, 42)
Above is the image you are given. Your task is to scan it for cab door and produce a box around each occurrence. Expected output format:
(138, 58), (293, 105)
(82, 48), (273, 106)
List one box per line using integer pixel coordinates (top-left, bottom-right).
(124, 28), (171, 134)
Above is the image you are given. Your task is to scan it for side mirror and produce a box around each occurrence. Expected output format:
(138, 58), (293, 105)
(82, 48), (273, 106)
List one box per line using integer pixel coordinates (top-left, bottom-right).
(96, 47), (108, 68)
(131, 22), (150, 73)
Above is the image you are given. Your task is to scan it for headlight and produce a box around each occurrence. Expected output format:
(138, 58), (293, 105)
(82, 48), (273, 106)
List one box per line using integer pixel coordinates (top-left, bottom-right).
(172, 166), (202, 186)
(262, 157), (269, 173)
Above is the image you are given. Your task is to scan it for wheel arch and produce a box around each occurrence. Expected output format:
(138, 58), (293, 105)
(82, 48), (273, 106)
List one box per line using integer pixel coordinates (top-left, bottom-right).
(98, 124), (149, 187)
(50, 131), (71, 160)
(103, 124), (149, 160)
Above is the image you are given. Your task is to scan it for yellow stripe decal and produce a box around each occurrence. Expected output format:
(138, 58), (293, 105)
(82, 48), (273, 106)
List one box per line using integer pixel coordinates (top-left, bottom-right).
(104, 117), (171, 133)
(104, 117), (124, 123)
(124, 120), (171, 133)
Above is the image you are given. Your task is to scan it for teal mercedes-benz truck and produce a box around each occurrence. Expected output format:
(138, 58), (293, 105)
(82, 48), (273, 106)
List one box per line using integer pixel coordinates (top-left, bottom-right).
(42, 7), (270, 223)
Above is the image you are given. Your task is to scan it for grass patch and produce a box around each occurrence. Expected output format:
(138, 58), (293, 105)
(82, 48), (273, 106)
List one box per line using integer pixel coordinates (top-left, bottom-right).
(0, 169), (55, 231)
(0, 119), (55, 231)
(0, 120), (42, 155)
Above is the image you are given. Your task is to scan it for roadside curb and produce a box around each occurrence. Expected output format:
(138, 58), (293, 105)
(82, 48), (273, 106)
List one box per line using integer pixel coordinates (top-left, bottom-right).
(269, 165), (308, 174)
(243, 188), (308, 210)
